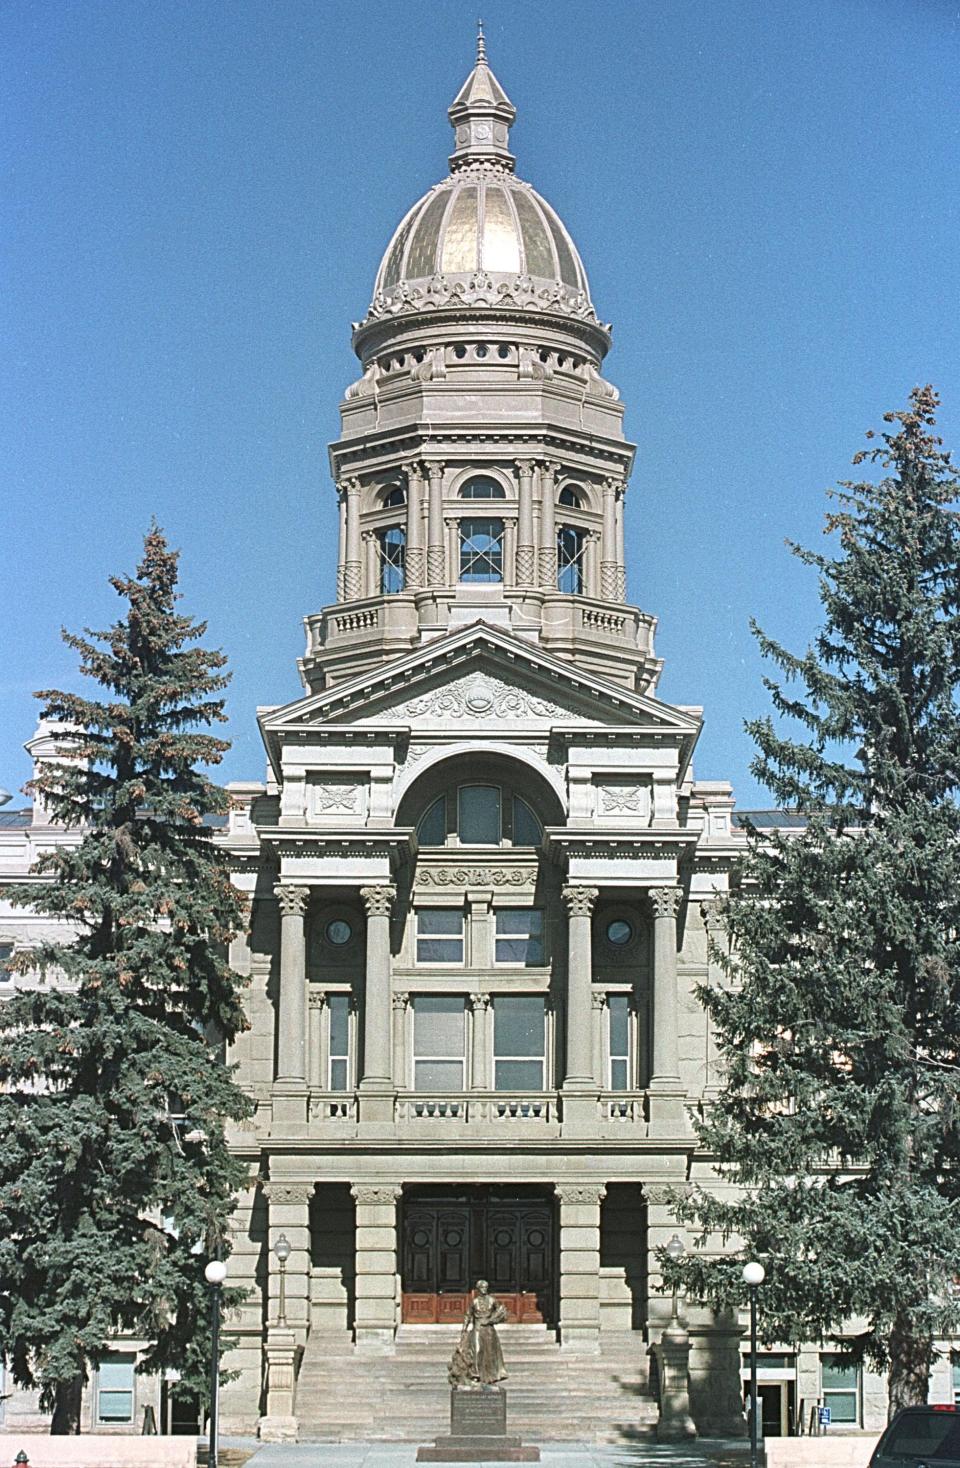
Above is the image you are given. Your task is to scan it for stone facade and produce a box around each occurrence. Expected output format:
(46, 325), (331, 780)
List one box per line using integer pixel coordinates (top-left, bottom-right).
(0, 36), (931, 1446)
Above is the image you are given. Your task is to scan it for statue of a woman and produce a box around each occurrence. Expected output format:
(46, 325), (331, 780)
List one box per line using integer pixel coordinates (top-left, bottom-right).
(448, 1279), (508, 1388)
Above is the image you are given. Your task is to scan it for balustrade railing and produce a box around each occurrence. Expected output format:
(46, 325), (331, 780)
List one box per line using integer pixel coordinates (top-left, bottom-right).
(304, 1088), (649, 1130)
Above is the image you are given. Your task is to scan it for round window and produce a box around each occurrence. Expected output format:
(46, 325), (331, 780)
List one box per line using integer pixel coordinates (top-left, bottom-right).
(606, 919), (633, 946)
(325, 920), (353, 947)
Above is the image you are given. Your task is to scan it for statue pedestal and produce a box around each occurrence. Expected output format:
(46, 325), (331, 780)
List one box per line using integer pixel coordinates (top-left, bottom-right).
(417, 1388), (540, 1462)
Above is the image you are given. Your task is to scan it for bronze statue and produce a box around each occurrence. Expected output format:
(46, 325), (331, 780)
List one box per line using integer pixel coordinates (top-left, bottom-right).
(448, 1280), (508, 1388)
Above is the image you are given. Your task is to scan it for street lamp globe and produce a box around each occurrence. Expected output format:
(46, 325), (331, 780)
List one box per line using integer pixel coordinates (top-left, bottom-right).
(205, 1260), (227, 1286)
(665, 1233), (686, 1262)
(742, 1260), (765, 1287)
(273, 1233), (292, 1264)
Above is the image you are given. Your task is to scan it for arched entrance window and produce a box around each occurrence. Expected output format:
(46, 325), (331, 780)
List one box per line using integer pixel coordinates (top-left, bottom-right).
(378, 525), (406, 593)
(459, 519), (503, 582)
(383, 484), (407, 507)
(558, 485), (582, 508)
(414, 783), (544, 849)
(557, 525), (585, 594)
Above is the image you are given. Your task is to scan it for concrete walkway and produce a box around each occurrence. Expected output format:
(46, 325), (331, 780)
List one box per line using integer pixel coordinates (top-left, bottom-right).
(221, 1437), (752, 1468)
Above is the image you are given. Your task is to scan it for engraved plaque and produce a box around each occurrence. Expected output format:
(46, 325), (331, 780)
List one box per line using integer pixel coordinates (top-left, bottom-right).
(450, 1387), (507, 1438)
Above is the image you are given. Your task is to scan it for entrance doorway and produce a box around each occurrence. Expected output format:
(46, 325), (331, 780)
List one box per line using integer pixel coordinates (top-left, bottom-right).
(401, 1185), (555, 1325)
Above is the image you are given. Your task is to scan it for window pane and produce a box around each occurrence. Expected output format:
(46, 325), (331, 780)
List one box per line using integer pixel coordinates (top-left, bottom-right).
(415, 1059), (465, 1090)
(512, 796), (542, 846)
(458, 786), (500, 844)
(414, 996), (465, 1054)
(99, 1358), (135, 1391)
(557, 525), (584, 595)
(417, 796), (446, 846)
(826, 1392), (857, 1424)
(417, 938), (463, 962)
(460, 476), (506, 499)
(329, 1057), (347, 1091)
(459, 518), (503, 582)
(821, 1357), (857, 1389)
(418, 909), (464, 935)
(610, 1057), (628, 1091)
(494, 996), (545, 1057)
(379, 525), (405, 594)
(99, 1391), (134, 1422)
(495, 909), (544, 965)
(495, 1059), (543, 1091)
(608, 994), (629, 1054)
(329, 995), (349, 1055)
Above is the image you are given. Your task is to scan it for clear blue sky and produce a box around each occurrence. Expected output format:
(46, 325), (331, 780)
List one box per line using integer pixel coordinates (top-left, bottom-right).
(3, 0), (958, 809)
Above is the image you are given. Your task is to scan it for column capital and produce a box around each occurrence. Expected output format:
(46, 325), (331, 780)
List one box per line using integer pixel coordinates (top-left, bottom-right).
(263, 1182), (315, 1205)
(275, 883), (310, 919)
(603, 475), (624, 494)
(554, 1183), (607, 1206)
(514, 458), (537, 476)
(308, 988), (327, 1009)
(700, 899), (725, 934)
(360, 884), (395, 919)
(648, 885), (681, 921)
(562, 884), (599, 919)
(426, 461), (446, 482)
(591, 990), (607, 1010)
(342, 476), (362, 496)
(350, 1183), (403, 1205)
(407, 460), (426, 484)
(391, 990), (409, 1011)
(469, 991), (491, 1011)
(538, 459), (559, 479)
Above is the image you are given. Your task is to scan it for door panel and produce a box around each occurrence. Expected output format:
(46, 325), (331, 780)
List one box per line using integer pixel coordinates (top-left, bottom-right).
(400, 1194), (555, 1324)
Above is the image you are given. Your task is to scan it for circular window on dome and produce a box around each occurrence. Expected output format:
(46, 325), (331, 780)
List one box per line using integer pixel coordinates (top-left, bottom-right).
(606, 919), (633, 947)
(325, 920), (353, 947)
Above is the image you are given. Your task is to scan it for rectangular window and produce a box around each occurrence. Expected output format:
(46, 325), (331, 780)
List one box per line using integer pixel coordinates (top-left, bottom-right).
(379, 526), (405, 594)
(458, 785), (500, 845)
(97, 1353), (136, 1424)
(608, 993), (630, 1090)
(557, 525), (585, 595)
(495, 909), (544, 965)
(493, 995), (545, 1091)
(459, 518), (504, 583)
(821, 1354), (860, 1425)
(413, 996), (466, 1090)
(416, 909), (464, 964)
(328, 993), (350, 1091)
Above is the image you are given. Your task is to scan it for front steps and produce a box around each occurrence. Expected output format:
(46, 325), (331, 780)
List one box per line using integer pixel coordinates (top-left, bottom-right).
(294, 1326), (659, 1443)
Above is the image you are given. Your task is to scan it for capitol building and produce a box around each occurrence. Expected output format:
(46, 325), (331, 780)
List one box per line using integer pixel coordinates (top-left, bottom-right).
(0, 35), (920, 1446)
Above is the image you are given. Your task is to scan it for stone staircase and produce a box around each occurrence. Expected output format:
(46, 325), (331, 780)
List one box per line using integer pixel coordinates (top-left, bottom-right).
(294, 1325), (659, 1443)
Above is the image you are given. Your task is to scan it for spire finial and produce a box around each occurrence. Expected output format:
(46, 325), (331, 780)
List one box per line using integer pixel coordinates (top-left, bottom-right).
(448, 20), (516, 173)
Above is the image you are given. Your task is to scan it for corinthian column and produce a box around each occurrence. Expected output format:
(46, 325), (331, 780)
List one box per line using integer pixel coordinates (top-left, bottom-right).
(343, 478), (362, 599)
(336, 486), (347, 601)
(359, 885), (395, 1123)
(515, 459), (536, 587)
(649, 885), (686, 1137)
(615, 481), (627, 601)
(274, 884), (309, 1084)
(562, 885), (598, 1090)
(426, 462), (445, 586)
(538, 461), (558, 589)
(601, 477), (619, 600)
(405, 464), (425, 590)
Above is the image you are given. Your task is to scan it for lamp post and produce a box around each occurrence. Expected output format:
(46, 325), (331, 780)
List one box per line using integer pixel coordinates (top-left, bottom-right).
(665, 1232), (686, 1327)
(272, 1232), (291, 1326)
(204, 1259), (227, 1468)
(742, 1260), (766, 1468)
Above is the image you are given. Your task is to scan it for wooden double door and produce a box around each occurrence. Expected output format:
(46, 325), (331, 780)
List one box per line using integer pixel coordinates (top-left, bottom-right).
(401, 1187), (555, 1325)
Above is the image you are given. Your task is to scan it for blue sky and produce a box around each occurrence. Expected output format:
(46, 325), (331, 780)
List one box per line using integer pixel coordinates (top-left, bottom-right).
(3, 0), (958, 809)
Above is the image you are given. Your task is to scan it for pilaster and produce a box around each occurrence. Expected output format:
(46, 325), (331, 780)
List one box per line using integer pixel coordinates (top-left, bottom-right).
(469, 991), (491, 1089)
(406, 462), (425, 589)
(555, 1183), (606, 1353)
(537, 460), (557, 589)
(351, 1182), (403, 1354)
(426, 462), (446, 586)
(274, 884), (309, 1125)
(561, 885), (598, 1133)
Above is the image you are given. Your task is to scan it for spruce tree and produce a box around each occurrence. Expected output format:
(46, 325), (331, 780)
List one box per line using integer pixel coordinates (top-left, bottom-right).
(674, 387), (960, 1417)
(0, 526), (251, 1433)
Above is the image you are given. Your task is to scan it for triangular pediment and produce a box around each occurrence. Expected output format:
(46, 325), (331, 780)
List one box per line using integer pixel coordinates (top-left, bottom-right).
(261, 623), (701, 743)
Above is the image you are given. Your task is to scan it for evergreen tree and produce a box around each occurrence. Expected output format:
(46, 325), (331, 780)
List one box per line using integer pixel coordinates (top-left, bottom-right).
(674, 387), (960, 1417)
(0, 526), (251, 1433)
